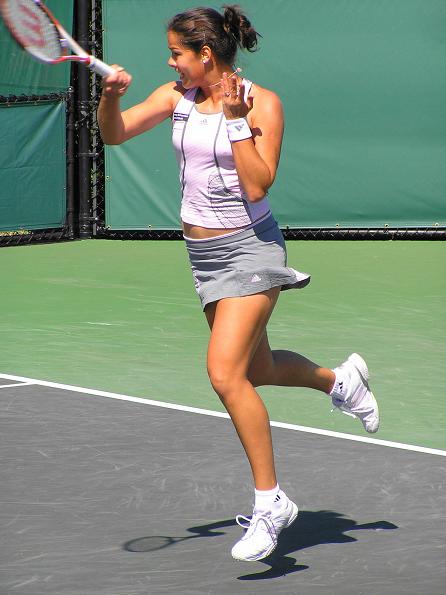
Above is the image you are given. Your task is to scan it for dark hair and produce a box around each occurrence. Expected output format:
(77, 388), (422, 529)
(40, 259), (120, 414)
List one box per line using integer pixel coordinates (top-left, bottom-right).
(167, 5), (260, 65)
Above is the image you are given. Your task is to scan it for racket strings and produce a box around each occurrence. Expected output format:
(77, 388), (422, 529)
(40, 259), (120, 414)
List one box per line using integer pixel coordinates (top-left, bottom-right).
(7, 0), (62, 61)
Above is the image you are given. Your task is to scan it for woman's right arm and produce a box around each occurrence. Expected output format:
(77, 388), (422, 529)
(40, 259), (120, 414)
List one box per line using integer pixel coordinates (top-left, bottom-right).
(98, 68), (178, 145)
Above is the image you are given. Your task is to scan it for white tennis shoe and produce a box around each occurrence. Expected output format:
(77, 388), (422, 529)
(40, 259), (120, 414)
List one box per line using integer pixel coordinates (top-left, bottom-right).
(331, 353), (379, 433)
(231, 497), (298, 561)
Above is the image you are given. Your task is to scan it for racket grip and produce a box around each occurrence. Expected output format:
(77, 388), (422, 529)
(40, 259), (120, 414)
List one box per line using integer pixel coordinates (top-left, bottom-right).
(88, 56), (115, 77)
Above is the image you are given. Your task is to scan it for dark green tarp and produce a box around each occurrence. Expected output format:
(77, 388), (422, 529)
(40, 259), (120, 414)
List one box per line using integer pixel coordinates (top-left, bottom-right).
(102, 0), (446, 230)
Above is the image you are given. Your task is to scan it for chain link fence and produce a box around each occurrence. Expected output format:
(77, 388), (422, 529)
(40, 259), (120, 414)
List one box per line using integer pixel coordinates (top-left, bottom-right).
(0, 92), (74, 247)
(88, 2), (444, 241)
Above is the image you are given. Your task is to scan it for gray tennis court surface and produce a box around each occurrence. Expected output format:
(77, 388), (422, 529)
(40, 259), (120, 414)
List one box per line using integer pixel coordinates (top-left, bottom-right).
(1, 378), (445, 595)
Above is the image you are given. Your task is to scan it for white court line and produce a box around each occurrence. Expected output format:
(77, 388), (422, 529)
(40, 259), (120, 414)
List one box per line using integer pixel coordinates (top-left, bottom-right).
(0, 382), (35, 389)
(1, 372), (445, 458)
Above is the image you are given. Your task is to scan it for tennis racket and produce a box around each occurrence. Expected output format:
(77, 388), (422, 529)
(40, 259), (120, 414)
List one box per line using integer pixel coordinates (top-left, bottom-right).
(0, 0), (114, 77)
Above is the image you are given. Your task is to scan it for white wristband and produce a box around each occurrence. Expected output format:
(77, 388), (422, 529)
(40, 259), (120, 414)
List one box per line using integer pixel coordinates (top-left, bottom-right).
(226, 118), (252, 142)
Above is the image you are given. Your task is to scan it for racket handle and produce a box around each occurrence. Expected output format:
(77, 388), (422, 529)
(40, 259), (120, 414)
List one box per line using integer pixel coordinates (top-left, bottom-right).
(88, 56), (115, 77)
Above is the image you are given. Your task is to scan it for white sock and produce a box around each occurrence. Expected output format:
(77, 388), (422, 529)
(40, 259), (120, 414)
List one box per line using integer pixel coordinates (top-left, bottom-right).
(254, 484), (286, 512)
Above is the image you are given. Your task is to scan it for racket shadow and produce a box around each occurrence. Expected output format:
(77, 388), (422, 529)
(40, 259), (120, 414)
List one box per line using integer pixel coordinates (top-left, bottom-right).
(237, 510), (398, 580)
(122, 510), (398, 580)
(123, 517), (238, 553)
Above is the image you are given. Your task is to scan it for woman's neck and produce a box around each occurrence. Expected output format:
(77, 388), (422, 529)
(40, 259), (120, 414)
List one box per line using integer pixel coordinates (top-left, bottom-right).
(199, 66), (242, 101)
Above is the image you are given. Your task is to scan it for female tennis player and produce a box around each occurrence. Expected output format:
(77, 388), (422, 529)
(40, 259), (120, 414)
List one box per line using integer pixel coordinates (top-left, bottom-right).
(98, 5), (379, 562)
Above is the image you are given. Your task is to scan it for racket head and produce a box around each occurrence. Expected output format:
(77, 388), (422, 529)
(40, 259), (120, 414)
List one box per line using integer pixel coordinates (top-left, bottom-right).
(0, 0), (65, 64)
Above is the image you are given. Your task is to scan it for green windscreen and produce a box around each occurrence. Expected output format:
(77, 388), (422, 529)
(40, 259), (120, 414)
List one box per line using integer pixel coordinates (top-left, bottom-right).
(0, 1), (73, 95)
(0, 1), (72, 233)
(102, 0), (446, 230)
(0, 102), (67, 231)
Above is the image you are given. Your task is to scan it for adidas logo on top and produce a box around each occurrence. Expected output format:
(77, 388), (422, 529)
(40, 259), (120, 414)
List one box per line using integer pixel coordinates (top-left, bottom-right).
(251, 274), (262, 283)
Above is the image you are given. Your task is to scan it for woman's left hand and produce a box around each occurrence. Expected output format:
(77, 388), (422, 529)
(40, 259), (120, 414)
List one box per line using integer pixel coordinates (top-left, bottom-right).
(221, 72), (252, 119)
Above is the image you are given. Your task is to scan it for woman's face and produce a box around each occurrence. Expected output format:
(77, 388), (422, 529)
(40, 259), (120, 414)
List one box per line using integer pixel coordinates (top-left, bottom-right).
(167, 30), (204, 88)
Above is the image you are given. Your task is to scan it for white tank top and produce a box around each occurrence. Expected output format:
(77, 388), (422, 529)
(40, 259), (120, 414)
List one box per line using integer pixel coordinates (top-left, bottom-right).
(172, 79), (271, 229)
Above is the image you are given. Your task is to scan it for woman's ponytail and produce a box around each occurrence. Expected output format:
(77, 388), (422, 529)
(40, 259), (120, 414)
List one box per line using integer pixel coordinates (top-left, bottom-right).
(222, 4), (260, 53)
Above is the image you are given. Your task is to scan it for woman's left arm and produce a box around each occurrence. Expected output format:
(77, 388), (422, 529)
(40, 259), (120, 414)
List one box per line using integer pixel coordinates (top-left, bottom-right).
(222, 75), (284, 202)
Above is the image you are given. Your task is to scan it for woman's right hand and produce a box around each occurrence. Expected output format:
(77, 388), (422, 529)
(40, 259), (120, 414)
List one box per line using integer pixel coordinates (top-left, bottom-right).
(101, 65), (132, 98)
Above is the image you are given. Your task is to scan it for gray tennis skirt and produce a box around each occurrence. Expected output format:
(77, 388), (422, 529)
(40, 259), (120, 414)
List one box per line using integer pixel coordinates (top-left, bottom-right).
(185, 215), (311, 309)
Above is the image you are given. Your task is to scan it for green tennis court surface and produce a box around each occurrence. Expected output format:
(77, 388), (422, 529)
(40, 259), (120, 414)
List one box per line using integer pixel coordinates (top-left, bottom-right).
(1, 239), (445, 450)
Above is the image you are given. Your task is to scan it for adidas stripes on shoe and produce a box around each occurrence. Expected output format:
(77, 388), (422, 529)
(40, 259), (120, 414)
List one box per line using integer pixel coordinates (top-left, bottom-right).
(330, 353), (380, 433)
(231, 497), (298, 562)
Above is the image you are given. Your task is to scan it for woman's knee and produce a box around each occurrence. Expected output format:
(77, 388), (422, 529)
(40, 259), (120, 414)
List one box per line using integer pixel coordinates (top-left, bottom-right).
(207, 364), (232, 397)
(207, 363), (245, 402)
(247, 354), (276, 387)
(247, 368), (266, 388)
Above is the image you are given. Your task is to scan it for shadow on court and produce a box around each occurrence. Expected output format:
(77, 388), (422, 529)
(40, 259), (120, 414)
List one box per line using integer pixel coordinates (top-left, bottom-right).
(124, 517), (238, 552)
(124, 510), (398, 580)
(240, 511), (397, 580)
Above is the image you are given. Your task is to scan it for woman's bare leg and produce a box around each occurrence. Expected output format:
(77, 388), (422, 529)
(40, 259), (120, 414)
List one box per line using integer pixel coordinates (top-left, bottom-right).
(205, 289), (281, 490)
(247, 331), (336, 391)
(204, 289), (338, 488)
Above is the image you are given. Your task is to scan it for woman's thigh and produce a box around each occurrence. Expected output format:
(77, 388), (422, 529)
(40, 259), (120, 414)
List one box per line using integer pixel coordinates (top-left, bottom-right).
(204, 288), (280, 381)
